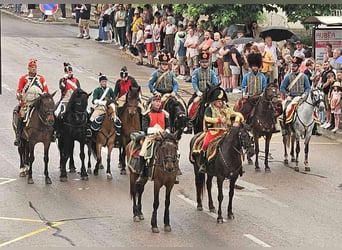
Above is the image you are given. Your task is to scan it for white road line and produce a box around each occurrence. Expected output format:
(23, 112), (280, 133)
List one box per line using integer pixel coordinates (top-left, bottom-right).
(177, 194), (227, 222)
(0, 178), (16, 185)
(244, 234), (272, 247)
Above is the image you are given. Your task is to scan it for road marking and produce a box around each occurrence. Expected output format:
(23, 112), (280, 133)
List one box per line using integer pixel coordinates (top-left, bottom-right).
(0, 216), (43, 222)
(0, 178), (16, 185)
(177, 194), (227, 222)
(244, 234), (272, 247)
(0, 220), (64, 247)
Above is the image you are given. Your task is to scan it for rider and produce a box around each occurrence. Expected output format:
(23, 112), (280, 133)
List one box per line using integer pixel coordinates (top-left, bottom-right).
(147, 52), (179, 102)
(88, 73), (118, 137)
(280, 55), (311, 136)
(113, 66), (144, 113)
(135, 93), (171, 185)
(14, 59), (49, 146)
(240, 53), (267, 123)
(198, 87), (244, 174)
(54, 62), (81, 119)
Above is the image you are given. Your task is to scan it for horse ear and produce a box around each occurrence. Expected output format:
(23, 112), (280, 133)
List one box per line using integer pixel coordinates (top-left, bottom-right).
(51, 91), (57, 98)
(88, 92), (92, 98)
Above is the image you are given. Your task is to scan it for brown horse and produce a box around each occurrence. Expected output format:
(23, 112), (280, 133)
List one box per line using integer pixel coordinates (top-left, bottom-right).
(13, 92), (56, 184)
(88, 100), (117, 179)
(117, 86), (142, 175)
(234, 82), (281, 172)
(189, 124), (254, 223)
(126, 132), (179, 233)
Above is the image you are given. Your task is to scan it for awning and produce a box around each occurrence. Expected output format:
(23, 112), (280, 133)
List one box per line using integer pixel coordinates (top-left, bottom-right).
(302, 16), (342, 26)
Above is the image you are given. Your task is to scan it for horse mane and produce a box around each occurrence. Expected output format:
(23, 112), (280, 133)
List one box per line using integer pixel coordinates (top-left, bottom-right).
(66, 88), (88, 113)
(33, 92), (53, 109)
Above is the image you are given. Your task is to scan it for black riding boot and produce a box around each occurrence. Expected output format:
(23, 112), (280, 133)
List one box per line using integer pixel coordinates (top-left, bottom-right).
(14, 117), (24, 146)
(114, 117), (122, 136)
(198, 150), (207, 174)
(136, 156), (146, 185)
(86, 121), (92, 137)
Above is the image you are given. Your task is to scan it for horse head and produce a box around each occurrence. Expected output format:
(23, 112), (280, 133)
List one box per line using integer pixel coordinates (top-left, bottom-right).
(125, 86), (141, 117)
(66, 88), (90, 124)
(239, 122), (255, 159)
(106, 100), (117, 122)
(36, 91), (56, 127)
(264, 81), (280, 105)
(156, 132), (179, 173)
(310, 87), (325, 112)
(164, 96), (188, 133)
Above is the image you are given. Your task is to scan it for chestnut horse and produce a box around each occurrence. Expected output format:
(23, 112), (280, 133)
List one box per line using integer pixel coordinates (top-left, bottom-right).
(13, 92), (56, 184)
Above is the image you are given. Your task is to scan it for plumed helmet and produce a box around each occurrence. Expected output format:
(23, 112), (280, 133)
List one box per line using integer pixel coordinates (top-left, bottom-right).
(199, 51), (210, 62)
(247, 53), (262, 68)
(120, 66), (128, 78)
(63, 62), (73, 72)
(98, 72), (108, 82)
(28, 58), (37, 67)
(208, 87), (228, 103)
(159, 53), (170, 64)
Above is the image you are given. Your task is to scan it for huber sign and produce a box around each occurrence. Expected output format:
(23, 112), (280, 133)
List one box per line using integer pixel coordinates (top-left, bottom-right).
(314, 28), (342, 63)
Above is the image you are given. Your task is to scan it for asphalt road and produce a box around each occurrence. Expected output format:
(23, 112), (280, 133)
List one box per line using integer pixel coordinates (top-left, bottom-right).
(1, 11), (342, 248)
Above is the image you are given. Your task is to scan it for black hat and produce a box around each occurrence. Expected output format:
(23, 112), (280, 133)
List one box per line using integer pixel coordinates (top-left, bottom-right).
(151, 93), (161, 101)
(99, 72), (108, 82)
(247, 53), (262, 68)
(120, 66), (128, 78)
(63, 62), (73, 72)
(208, 87), (228, 103)
(199, 51), (210, 62)
(159, 53), (170, 64)
(292, 56), (303, 66)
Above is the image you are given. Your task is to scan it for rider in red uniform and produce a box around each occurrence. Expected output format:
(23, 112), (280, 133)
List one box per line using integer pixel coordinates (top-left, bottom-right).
(14, 59), (49, 146)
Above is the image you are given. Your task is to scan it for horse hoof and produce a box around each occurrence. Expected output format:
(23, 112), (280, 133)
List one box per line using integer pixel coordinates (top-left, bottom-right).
(107, 173), (113, 180)
(255, 167), (261, 172)
(93, 170), (98, 176)
(151, 227), (159, 233)
(133, 216), (140, 222)
(138, 214), (144, 220)
(248, 160), (253, 165)
(228, 214), (235, 220)
(99, 164), (104, 169)
(120, 169), (127, 175)
(60, 176), (67, 182)
(69, 167), (76, 173)
(81, 176), (89, 181)
(19, 172), (26, 177)
(87, 169), (92, 175)
(217, 218), (224, 224)
(284, 159), (289, 165)
(265, 167), (271, 172)
(291, 158), (296, 163)
(45, 177), (52, 184)
(27, 178), (34, 184)
(209, 208), (216, 213)
(197, 206), (203, 211)
(164, 225), (172, 232)
(294, 167), (299, 172)
(305, 167), (311, 172)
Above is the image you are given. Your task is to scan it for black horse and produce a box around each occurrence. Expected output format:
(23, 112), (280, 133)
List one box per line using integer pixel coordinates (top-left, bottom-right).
(189, 123), (254, 223)
(56, 88), (91, 182)
(162, 94), (189, 140)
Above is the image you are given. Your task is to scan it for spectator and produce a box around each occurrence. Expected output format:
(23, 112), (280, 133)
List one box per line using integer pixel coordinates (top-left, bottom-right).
(101, 4), (113, 43)
(75, 4), (91, 39)
(152, 15), (161, 54)
(59, 4), (66, 19)
(163, 16), (177, 57)
(218, 36), (232, 92)
(329, 81), (341, 133)
(250, 21), (262, 42)
(258, 42), (275, 84)
(184, 27), (199, 81)
(320, 62), (336, 129)
(125, 4), (134, 46)
(331, 48), (342, 72)
(264, 35), (280, 84)
(198, 30), (213, 53)
(228, 44), (242, 93)
(134, 24), (145, 66)
(115, 4), (127, 49)
(174, 31), (187, 79)
(323, 43), (333, 63)
(27, 4), (35, 18)
(209, 32), (222, 75)
(143, 19), (155, 67)
(293, 40), (305, 57)
(94, 5), (106, 42)
(131, 8), (143, 46)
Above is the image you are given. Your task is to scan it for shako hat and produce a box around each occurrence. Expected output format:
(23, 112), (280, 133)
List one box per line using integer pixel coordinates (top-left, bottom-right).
(120, 66), (128, 78)
(63, 62), (73, 72)
(159, 53), (170, 64)
(98, 72), (108, 82)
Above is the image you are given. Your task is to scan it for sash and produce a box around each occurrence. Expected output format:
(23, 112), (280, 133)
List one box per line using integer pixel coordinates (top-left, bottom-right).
(287, 73), (303, 91)
(66, 79), (78, 89)
(99, 87), (110, 102)
(154, 70), (170, 91)
(23, 76), (38, 93)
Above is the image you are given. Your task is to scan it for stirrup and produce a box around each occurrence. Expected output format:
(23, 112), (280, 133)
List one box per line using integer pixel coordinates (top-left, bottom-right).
(136, 175), (144, 185)
(86, 128), (92, 137)
(198, 164), (206, 174)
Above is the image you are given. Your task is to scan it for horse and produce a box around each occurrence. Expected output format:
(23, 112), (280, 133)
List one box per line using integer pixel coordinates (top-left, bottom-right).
(162, 94), (189, 138)
(126, 132), (179, 233)
(234, 81), (281, 172)
(190, 84), (222, 134)
(56, 88), (91, 182)
(117, 86), (142, 175)
(88, 100), (117, 179)
(282, 87), (325, 172)
(189, 123), (254, 223)
(12, 92), (56, 184)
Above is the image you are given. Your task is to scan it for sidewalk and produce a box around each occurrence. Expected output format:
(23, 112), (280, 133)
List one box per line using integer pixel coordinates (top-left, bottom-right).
(1, 5), (342, 143)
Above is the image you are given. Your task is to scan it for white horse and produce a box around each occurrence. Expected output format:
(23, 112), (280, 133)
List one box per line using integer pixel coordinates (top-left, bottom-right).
(282, 87), (325, 172)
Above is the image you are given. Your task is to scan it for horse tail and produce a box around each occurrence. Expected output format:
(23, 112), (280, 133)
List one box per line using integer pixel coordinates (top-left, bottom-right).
(197, 172), (206, 200)
(286, 133), (291, 148)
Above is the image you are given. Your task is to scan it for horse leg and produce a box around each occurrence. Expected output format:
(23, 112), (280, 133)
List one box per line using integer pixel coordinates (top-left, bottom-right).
(130, 173), (140, 222)
(120, 145), (127, 175)
(59, 144), (70, 182)
(79, 144), (88, 181)
(216, 176), (224, 223)
(264, 135), (271, 172)
(283, 135), (289, 165)
(27, 145), (35, 184)
(87, 142), (92, 174)
(137, 180), (146, 220)
(228, 175), (238, 220)
(195, 171), (204, 211)
(151, 182), (161, 233)
(304, 139), (311, 172)
(43, 142), (52, 184)
(254, 137), (261, 171)
(106, 145), (113, 179)
(294, 139), (300, 172)
(18, 143), (26, 177)
(290, 134), (296, 163)
(94, 144), (102, 176)
(206, 175), (216, 213)
(69, 141), (76, 173)
(164, 184), (173, 232)
(118, 146), (123, 169)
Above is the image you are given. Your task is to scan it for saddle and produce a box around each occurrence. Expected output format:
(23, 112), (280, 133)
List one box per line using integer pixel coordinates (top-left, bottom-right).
(280, 97), (300, 124)
(90, 114), (104, 131)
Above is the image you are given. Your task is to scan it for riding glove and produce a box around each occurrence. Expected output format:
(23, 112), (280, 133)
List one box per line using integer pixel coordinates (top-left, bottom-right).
(196, 91), (203, 97)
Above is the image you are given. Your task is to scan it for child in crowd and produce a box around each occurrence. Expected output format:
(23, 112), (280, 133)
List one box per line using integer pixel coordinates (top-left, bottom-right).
(329, 81), (341, 133)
